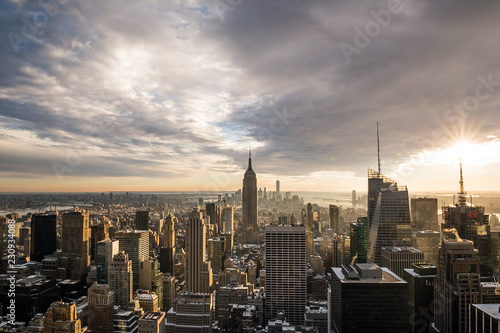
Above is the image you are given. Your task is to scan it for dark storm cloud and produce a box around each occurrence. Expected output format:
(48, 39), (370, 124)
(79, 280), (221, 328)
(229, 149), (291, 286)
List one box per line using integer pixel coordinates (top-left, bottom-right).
(0, 0), (499, 184)
(215, 0), (500, 175)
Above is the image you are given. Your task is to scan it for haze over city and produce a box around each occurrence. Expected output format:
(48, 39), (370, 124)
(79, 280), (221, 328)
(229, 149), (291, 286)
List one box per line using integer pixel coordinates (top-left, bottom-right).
(1, 0), (500, 192)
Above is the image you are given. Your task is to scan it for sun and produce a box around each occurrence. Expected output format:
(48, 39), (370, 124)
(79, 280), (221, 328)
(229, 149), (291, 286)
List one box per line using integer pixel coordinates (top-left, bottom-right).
(430, 139), (499, 167)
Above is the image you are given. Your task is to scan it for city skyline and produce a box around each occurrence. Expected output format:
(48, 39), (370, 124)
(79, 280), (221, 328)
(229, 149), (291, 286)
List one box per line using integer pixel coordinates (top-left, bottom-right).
(1, 1), (500, 192)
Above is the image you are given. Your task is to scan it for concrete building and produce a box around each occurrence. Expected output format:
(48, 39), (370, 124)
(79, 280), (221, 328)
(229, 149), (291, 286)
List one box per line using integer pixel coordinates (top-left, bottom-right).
(136, 210), (150, 231)
(185, 208), (212, 293)
(216, 284), (250, 330)
(88, 283), (114, 333)
(43, 301), (81, 333)
(135, 290), (160, 313)
(432, 238), (480, 333)
(160, 212), (176, 275)
(329, 263), (408, 333)
(108, 251), (133, 307)
(96, 239), (119, 284)
(304, 302), (328, 333)
(61, 211), (90, 280)
(114, 309), (140, 333)
(380, 246), (424, 278)
(208, 236), (226, 274)
(265, 224), (306, 326)
(206, 203), (221, 233)
(470, 304), (500, 333)
(3, 274), (60, 323)
(90, 222), (109, 262)
(26, 313), (44, 332)
(138, 312), (166, 333)
(115, 230), (149, 290)
(140, 258), (163, 310)
(162, 274), (177, 312)
(166, 291), (213, 332)
(222, 206), (234, 237)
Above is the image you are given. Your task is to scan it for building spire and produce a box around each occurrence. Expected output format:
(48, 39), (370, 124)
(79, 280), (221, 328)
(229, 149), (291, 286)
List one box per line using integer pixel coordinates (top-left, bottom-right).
(377, 122), (381, 174)
(458, 158), (467, 206)
(247, 146), (253, 171)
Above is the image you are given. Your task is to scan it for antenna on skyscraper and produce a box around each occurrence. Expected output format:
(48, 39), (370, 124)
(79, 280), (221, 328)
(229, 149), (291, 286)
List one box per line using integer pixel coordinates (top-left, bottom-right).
(377, 122), (381, 174)
(247, 143), (253, 171)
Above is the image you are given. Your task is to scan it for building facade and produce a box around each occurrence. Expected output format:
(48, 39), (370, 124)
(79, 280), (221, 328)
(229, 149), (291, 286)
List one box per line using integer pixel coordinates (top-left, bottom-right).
(242, 150), (259, 244)
(265, 224), (306, 326)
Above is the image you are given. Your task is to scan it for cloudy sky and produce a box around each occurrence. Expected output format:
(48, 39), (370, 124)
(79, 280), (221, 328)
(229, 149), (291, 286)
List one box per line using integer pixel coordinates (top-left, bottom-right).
(1, 0), (500, 193)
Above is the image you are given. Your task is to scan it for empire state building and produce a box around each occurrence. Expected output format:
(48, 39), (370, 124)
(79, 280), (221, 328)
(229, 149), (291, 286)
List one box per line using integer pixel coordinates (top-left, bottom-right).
(242, 149), (259, 244)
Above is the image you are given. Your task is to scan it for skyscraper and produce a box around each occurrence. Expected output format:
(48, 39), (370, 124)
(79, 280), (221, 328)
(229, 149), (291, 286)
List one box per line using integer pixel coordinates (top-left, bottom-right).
(265, 224), (306, 326)
(329, 205), (340, 233)
(160, 212), (176, 275)
(367, 182), (412, 265)
(404, 263), (436, 333)
(96, 239), (119, 284)
(30, 213), (57, 262)
(163, 274), (177, 312)
(9, 275), (60, 323)
(242, 149), (259, 244)
(140, 258), (164, 310)
(115, 230), (149, 290)
(108, 251), (133, 307)
(329, 263), (408, 333)
(136, 210), (150, 230)
(222, 206), (234, 234)
(222, 206), (234, 258)
(441, 161), (492, 276)
(415, 230), (440, 266)
(206, 203), (221, 233)
(88, 283), (114, 333)
(380, 246), (424, 278)
(367, 169), (396, 230)
(432, 238), (480, 333)
(185, 208), (213, 293)
(307, 203), (313, 230)
(43, 301), (81, 333)
(411, 197), (439, 232)
(90, 221), (109, 261)
(208, 236), (226, 274)
(61, 211), (90, 279)
(276, 178), (280, 199)
(350, 217), (368, 264)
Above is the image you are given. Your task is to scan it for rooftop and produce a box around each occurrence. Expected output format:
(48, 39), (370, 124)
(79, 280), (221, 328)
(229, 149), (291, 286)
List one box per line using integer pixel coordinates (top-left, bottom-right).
(333, 266), (406, 284)
(381, 246), (423, 254)
(472, 304), (500, 321)
(141, 312), (165, 321)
